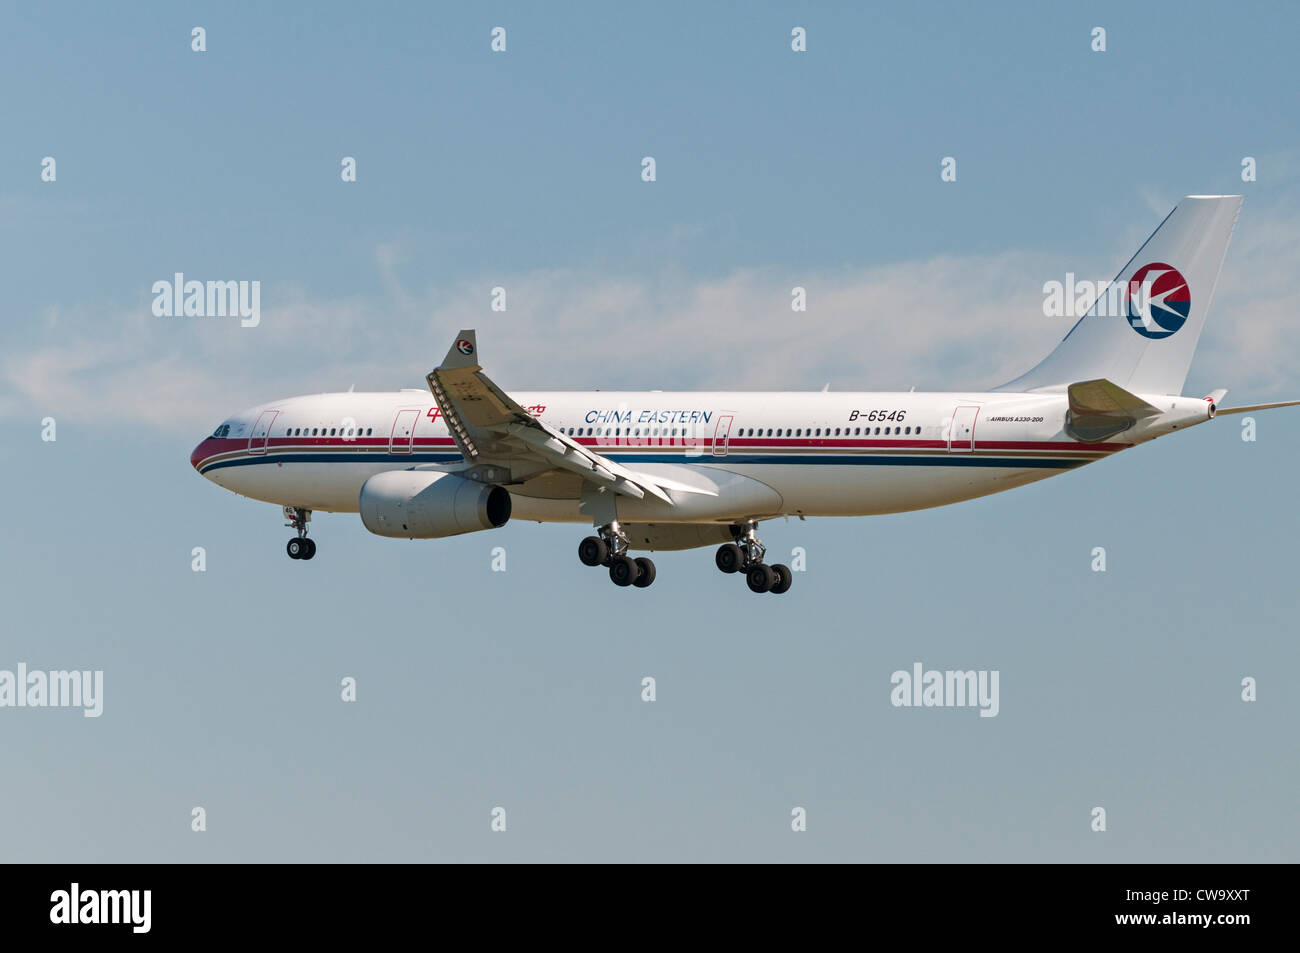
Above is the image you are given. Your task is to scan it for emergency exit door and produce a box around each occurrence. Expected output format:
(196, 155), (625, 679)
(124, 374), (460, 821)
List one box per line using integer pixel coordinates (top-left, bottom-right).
(948, 406), (978, 452)
(248, 410), (278, 455)
(712, 415), (734, 456)
(389, 409), (419, 454)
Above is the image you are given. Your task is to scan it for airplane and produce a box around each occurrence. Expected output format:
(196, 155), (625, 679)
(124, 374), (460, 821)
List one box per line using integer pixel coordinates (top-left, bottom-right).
(191, 195), (1300, 594)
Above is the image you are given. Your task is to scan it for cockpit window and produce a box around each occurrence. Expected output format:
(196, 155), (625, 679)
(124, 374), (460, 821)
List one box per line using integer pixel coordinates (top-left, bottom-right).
(211, 424), (231, 438)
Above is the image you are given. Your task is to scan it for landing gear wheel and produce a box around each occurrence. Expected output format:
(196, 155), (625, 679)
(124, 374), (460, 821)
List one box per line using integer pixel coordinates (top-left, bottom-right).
(716, 543), (744, 574)
(609, 554), (640, 587)
(301, 538), (317, 560)
(769, 563), (792, 594)
(632, 557), (656, 588)
(578, 536), (608, 567)
(746, 563), (775, 593)
(287, 538), (306, 560)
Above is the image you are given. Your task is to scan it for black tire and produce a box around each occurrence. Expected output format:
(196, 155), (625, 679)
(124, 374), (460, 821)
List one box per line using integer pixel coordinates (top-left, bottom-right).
(746, 563), (775, 593)
(287, 538), (305, 559)
(578, 536), (608, 567)
(609, 554), (640, 587)
(769, 563), (792, 594)
(632, 557), (656, 588)
(715, 543), (744, 574)
(302, 538), (317, 560)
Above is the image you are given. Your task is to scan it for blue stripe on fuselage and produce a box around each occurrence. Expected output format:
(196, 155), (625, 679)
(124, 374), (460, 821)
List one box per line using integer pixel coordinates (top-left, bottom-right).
(198, 450), (1087, 474)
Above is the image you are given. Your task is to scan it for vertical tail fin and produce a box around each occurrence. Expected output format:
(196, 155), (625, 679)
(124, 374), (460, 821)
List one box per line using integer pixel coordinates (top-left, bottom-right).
(998, 195), (1242, 396)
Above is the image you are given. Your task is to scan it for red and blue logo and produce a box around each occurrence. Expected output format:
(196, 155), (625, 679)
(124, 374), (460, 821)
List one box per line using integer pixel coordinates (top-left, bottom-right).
(456, 339), (475, 355)
(1127, 263), (1190, 339)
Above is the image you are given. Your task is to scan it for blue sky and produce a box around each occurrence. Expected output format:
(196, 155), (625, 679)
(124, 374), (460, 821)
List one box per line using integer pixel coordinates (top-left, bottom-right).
(1, 1), (1298, 861)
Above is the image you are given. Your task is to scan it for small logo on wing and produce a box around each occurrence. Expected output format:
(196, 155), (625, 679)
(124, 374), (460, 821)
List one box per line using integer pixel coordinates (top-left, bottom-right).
(1126, 263), (1190, 339)
(455, 339), (475, 355)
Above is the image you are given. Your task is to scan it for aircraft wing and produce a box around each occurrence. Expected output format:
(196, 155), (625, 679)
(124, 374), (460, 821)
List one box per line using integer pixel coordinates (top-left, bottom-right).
(426, 330), (707, 503)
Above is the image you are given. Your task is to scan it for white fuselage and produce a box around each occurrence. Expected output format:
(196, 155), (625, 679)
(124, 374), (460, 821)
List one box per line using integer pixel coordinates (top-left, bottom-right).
(190, 388), (1214, 528)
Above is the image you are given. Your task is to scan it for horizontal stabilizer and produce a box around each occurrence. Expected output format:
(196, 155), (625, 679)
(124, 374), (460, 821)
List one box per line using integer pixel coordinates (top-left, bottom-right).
(1065, 378), (1161, 443)
(1067, 379), (1162, 419)
(1215, 399), (1300, 416)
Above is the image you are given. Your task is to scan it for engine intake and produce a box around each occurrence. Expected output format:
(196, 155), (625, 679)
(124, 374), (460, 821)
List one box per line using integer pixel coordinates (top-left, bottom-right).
(360, 470), (511, 539)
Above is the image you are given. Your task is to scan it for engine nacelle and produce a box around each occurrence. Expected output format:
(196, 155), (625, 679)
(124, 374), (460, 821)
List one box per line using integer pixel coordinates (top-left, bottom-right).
(359, 470), (511, 539)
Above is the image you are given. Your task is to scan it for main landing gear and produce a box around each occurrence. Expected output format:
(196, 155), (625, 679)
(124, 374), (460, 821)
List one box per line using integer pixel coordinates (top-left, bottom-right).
(716, 521), (791, 595)
(578, 521), (656, 589)
(285, 506), (316, 561)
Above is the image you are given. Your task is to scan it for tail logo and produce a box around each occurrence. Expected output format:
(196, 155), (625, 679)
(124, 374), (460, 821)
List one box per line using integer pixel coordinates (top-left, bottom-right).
(456, 339), (475, 355)
(1127, 262), (1190, 339)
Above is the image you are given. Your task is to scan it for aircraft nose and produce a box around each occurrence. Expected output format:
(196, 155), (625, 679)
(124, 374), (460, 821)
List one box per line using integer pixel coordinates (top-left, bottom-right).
(191, 438), (214, 473)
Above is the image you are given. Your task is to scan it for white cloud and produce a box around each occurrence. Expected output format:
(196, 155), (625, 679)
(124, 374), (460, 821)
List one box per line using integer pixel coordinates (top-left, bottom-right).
(4, 206), (1298, 435)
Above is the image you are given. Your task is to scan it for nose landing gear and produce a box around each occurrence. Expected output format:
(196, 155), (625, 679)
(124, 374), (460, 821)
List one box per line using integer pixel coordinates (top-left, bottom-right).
(285, 506), (316, 560)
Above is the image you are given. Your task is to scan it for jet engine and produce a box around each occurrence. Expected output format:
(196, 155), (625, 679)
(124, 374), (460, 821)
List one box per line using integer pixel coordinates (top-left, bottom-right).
(359, 470), (511, 539)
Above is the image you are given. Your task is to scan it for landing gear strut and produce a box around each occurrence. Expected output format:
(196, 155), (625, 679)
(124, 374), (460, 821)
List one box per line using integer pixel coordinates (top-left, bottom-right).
(717, 521), (791, 595)
(577, 521), (655, 588)
(285, 506), (316, 560)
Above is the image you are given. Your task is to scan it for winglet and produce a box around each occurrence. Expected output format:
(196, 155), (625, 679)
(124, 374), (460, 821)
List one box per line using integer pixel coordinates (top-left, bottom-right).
(440, 329), (480, 370)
